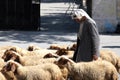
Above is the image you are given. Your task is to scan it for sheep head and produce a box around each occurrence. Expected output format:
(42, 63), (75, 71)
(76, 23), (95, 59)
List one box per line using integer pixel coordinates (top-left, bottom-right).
(55, 56), (70, 67)
(1, 60), (18, 74)
(27, 45), (34, 51)
(43, 53), (59, 58)
(9, 47), (17, 52)
(69, 43), (77, 51)
(55, 49), (68, 56)
(2, 50), (20, 62)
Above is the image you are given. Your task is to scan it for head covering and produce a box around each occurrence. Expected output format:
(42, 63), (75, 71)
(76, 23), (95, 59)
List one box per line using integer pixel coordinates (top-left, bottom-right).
(71, 9), (96, 24)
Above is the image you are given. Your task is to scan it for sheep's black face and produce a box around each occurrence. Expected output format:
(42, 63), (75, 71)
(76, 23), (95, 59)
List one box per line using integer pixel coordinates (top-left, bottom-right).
(9, 47), (17, 52)
(44, 53), (58, 58)
(2, 50), (14, 62)
(44, 53), (53, 58)
(2, 50), (19, 62)
(56, 49), (68, 56)
(1, 70), (15, 80)
(55, 57), (68, 67)
(2, 62), (13, 72)
(27, 46), (34, 51)
(3, 62), (17, 73)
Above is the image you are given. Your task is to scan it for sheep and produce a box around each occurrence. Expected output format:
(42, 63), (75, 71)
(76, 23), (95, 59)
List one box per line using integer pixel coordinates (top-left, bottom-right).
(27, 44), (43, 51)
(55, 56), (118, 80)
(49, 44), (68, 50)
(55, 48), (74, 59)
(0, 67), (17, 80)
(43, 53), (59, 58)
(2, 51), (57, 66)
(2, 60), (65, 80)
(3, 48), (57, 58)
(44, 53), (69, 80)
(8, 46), (29, 56)
(0, 70), (17, 80)
(2, 50), (45, 62)
(0, 45), (16, 58)
(100, 49), (120, 73)
(0, 72), (6, 80)
(67, 43), (77, 51)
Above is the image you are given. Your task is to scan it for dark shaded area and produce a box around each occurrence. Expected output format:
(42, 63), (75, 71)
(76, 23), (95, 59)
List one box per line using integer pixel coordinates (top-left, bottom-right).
(115, 22), (120, 34)
(0, 0), (40, 31)
(40, 13), (79, 33)
(41, 0), (75, 3)
(102, 46), (120, 48)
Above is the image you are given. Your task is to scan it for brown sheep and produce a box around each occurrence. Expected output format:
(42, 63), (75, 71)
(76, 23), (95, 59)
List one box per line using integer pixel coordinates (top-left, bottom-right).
(2, 60), (65, 80)
(55, 56), (118, 80)
(100, 49), (120, 73)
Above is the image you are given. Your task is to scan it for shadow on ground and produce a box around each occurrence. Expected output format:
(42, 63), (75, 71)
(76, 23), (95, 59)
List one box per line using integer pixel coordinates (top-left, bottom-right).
(0, 31), (76, 44)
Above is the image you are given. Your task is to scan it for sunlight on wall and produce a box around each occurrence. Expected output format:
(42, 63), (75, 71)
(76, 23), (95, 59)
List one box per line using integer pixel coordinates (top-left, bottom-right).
(92, 0), (118, 33)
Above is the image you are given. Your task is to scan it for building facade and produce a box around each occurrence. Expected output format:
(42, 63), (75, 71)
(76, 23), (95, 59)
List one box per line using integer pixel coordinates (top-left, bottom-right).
(92, 0), (120, 33)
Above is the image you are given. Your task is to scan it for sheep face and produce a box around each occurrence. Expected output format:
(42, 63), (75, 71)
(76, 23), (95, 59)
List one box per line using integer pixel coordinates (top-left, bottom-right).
(49, 45), (60, 50)
(9, 47), (17, 52)
(2, 61), (17, 74)
(55, 56), (69, 67)
(44, 53), (58, 58)
(55, 49), (68, 56)
(1, 70), (16, 80)
(27, 46), (34, 51)
(2, 50), (19, 62)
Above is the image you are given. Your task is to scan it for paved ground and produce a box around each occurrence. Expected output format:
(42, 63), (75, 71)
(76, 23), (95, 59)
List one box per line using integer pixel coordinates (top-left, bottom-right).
(0, 31), (120, 55)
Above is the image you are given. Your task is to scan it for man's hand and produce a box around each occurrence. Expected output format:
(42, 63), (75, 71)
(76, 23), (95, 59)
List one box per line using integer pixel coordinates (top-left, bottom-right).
(93, 55), (98, 60)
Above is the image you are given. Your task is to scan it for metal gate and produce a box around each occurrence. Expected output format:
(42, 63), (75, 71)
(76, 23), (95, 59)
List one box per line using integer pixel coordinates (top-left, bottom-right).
(0, 0), (40, 30)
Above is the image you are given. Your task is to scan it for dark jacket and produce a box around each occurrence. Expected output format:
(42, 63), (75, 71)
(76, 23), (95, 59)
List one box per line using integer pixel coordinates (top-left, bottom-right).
(73, 19), (100, 62)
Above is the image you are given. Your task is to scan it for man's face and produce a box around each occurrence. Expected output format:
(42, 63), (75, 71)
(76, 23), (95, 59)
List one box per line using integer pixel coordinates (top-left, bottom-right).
(75, 18), (81, 23)
(74, 16), (86, 23)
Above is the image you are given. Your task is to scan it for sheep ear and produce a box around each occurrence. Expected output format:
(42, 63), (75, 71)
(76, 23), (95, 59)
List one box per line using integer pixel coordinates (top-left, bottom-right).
(11, 63), (17, 73)
(63, 59), (69, 64)
(11, 53), (18, 61)
(60, 57), (69, 65)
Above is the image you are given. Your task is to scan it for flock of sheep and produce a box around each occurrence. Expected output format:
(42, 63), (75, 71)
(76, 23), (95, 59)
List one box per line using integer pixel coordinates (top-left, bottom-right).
(0, 43), (120, 80)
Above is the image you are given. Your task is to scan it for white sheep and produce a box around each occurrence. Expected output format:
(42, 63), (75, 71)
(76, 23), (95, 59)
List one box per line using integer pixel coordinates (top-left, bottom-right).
(2, 51), (57, 66)
(0, 70), (17, 80)
(0, 72), (6, 80)
(55, 56), (118, 80)
(2, 60), (65, 80)
(5, 47), (57, 57)
(44, 53), (69, 80)
(100, 49), (120, 73)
